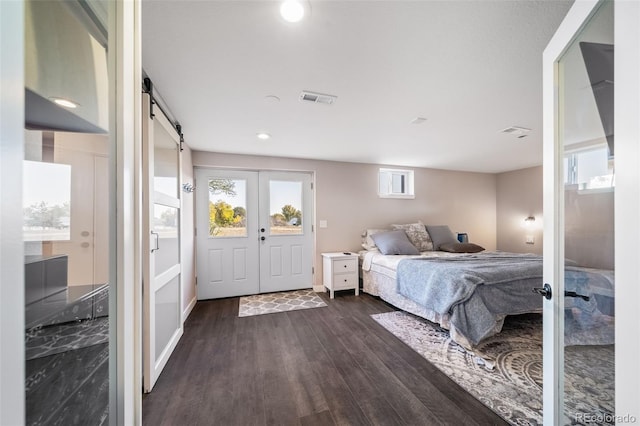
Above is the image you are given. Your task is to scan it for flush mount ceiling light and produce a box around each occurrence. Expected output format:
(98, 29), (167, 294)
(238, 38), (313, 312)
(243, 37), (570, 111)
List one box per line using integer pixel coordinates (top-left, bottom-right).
(280, 0), (305, 23)
(50, 97), (79, 109)
(256, 132), (271, 140)
(410, 117), (428, 125)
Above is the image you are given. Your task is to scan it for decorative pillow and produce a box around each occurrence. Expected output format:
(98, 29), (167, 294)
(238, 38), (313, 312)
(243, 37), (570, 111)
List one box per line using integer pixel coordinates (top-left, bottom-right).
(370, 230), (420, 255)
(361, 228), (390, 251)
(439, 242), (485, 253)
(425, 225), (458, 250)
(391, 221), (434, 251)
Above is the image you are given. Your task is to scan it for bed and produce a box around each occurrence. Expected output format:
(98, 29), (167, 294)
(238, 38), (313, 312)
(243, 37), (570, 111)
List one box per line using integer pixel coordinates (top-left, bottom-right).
(362, 250), (544, 351)
(360, 224), (614, 357)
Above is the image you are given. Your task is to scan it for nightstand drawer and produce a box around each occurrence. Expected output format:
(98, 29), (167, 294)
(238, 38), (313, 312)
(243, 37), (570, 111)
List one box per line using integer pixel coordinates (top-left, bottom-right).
(333, 273), (358, 289)
(333, 259), (357, 273)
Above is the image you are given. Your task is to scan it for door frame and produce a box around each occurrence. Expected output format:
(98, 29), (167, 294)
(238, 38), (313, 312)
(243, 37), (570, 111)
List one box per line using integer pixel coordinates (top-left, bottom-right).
(543, 2), (603, 423)
(194, 167), (317, 298)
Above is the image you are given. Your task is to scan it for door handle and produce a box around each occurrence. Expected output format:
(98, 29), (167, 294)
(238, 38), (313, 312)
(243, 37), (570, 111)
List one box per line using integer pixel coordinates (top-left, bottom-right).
(532, 283), (552, 300)
(260, 228), (266, 233)
(564, 291), (590, 301)
(260, 236), (266, 241)
(151, 230), (160, 252)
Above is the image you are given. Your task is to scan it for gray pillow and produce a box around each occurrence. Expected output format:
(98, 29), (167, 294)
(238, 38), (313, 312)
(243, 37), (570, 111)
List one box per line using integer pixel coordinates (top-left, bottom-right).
(370, 230), (420, 255)
(439, 242), (485, 253)
(426, 225), (458, 250)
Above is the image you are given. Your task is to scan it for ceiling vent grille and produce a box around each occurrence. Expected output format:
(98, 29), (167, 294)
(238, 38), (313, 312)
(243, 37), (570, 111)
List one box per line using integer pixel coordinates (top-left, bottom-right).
(500, 126), (531, 138)
(299, 90), (337, 105)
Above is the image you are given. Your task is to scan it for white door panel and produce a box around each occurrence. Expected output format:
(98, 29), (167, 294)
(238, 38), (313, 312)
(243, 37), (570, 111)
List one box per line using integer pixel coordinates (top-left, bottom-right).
(259, 171), (313, 293)
(196, 169), (259, 299)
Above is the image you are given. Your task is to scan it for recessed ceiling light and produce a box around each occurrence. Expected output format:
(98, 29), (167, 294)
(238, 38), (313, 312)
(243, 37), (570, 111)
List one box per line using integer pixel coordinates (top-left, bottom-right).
(264, 95), (280, 104)
(50, 97), (79, 109)
(256, 132), (271, 140)
(280, 0), (304, 23)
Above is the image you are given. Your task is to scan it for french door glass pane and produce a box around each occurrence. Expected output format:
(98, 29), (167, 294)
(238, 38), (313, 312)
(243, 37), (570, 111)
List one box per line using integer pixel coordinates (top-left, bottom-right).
(208, 178), (247, 237)
(154, 204), (179, 275)
(559, 1), (614, 423)
(269, 180), (302, 235)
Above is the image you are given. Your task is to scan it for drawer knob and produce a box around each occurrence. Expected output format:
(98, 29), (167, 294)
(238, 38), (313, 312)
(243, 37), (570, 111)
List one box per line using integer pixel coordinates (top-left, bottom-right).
(344, 279), (347, 282)
(343, 265), (347, 268)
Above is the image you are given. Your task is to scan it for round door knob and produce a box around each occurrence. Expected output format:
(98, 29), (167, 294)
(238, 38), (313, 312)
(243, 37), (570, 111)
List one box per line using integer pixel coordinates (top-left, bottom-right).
(261, 236), (266, 241)
(81, 242), (90, 248)
(261, 228), (266, 233)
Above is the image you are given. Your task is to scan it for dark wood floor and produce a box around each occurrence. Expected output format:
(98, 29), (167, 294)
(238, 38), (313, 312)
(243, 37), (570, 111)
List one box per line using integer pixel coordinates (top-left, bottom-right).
(142, 291), (508, 426)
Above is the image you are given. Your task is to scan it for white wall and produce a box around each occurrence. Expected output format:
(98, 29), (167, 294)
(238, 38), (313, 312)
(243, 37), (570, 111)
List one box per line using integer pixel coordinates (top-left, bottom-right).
(615, 0), (640, 419)
(193, 151), (497, 288)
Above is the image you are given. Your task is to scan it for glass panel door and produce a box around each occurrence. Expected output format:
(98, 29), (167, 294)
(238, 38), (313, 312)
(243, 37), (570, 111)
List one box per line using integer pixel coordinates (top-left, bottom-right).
(546, 1), (615, 423)
(142, 93), (183, 392)
(23, 0), (112, 422)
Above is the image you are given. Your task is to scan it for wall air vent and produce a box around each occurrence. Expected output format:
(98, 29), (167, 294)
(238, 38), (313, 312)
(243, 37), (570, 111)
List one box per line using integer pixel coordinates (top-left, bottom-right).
(299, 90), (337, 105)
(500, 126), (531, 138)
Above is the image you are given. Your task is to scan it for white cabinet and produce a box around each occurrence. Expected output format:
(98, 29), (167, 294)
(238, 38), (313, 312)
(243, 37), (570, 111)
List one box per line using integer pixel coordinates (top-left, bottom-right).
(322, 252), (359, 299)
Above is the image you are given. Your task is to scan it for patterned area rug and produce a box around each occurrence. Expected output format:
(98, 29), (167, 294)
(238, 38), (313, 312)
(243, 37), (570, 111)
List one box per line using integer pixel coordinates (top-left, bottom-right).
(238, 289), (327, 317)
(371, 311), (614, 426)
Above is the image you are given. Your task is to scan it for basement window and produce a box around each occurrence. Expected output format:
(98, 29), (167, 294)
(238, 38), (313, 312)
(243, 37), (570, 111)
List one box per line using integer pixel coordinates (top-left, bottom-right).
(378, 168), (415, 199)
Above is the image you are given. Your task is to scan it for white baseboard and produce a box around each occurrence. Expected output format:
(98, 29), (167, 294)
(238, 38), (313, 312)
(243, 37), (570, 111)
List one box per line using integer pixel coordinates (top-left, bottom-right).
(182, 296), (197, 322)
(312, 285), (325, 292)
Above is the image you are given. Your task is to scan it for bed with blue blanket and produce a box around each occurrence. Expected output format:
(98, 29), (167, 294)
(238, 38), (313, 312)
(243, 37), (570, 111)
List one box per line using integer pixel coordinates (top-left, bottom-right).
(362, 251), (543, 349)
(362, 250), (615, 350)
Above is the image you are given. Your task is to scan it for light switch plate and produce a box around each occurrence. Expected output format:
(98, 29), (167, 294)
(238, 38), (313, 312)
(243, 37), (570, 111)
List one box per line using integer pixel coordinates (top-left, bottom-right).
(525, 235), (535, 244)
(319, 220), (328, 228)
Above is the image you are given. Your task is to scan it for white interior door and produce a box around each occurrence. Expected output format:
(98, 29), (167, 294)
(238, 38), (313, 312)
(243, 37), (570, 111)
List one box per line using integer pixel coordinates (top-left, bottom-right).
(196, 169), (313, 299)
(195, 169), (259, 299)
(259, 171), (313, 293)
(142, 93), (183, 392)
(543, 1), (615, 423)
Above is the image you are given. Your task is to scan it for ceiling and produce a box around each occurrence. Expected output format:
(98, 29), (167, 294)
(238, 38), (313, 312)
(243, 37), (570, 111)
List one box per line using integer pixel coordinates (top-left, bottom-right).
(142, 0), (573, 174)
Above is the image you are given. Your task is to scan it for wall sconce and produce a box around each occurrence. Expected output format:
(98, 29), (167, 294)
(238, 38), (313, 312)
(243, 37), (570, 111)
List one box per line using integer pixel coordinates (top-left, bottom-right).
(524, 216), (536, 244)
(182, 183), (195, 193)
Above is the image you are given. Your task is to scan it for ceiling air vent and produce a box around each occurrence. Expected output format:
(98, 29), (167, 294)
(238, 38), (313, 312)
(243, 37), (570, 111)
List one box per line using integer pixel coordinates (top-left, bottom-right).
(500, 126), (531, 138)
(299, 90), (337, 105)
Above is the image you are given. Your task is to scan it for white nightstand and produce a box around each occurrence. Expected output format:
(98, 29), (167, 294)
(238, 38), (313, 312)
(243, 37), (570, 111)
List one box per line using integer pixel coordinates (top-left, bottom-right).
(322, 252), (359, 299)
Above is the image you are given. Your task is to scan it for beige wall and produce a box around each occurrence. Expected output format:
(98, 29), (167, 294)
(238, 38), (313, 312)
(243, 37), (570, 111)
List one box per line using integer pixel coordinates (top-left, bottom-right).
(193, 151), (497, 287)
(496, 166), (543, 254)
(496, 165), (614, 269)
(181, 145), (197, 318)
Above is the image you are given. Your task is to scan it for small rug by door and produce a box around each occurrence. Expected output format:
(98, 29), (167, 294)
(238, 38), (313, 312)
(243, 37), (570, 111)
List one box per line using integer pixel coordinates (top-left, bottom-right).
(238, 289), (327, 317)
(371, 311), (614, 426)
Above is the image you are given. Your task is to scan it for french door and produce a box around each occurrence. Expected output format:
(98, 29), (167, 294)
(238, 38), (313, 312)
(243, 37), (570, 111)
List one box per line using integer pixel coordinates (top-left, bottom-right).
(142, 93), (183, 392)
(195, 169), (314, 299)
(543, 1), (615, 424)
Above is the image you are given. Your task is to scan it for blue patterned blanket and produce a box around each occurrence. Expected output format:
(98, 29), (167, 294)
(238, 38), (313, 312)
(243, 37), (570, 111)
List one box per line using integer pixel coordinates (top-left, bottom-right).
(396, 253), (543, 345)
